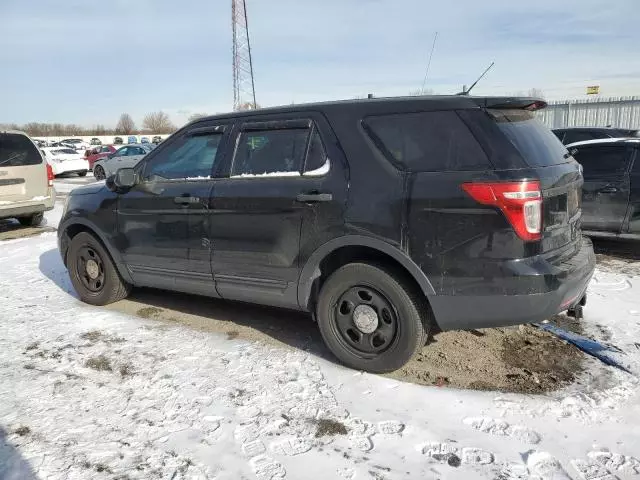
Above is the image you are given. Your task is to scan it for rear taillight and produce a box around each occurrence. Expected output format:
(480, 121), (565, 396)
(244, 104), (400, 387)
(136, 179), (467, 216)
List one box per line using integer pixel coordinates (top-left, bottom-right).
(46, 163), (54, 187)
(462, 181), (542, 242)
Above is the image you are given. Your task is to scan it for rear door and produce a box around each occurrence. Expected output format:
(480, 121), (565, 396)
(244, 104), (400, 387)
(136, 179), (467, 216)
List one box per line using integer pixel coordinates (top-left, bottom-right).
(0, 133), (47, 203)
(572, 144), (632, 232)
(208, 114), (347, 308)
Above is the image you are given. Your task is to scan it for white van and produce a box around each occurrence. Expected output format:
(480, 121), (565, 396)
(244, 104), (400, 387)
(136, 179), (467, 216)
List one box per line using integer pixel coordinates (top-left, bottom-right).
(0, 131), (56, 226)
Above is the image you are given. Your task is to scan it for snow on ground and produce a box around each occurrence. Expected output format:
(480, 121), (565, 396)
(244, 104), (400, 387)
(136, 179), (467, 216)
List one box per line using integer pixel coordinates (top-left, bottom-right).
(1, 208), (640, 479)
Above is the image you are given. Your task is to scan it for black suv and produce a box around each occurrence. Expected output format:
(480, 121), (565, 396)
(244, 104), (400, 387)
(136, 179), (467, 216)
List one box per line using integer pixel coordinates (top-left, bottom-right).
(554, 127), (639, 145)
(58, 96), (595, 373)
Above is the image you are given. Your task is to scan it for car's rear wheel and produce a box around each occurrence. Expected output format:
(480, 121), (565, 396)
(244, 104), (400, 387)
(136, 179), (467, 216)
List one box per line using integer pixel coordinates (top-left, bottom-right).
(93, 165), (106, 180)
(78, 171), (88, 177)
(316, 262), (429, 373)
(18, 212), (44, 227)
(67, 232), (131, 305)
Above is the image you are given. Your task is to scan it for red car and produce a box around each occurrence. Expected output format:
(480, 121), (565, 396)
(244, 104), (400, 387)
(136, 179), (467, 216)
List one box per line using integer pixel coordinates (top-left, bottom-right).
(85, 145), (118, 170)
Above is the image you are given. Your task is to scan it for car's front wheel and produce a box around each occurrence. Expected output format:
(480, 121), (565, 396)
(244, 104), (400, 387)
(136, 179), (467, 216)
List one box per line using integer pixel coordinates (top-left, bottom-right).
(67, 232), (131, 305)
(316, 262), (429, 373)
(93, 165), (106, 180)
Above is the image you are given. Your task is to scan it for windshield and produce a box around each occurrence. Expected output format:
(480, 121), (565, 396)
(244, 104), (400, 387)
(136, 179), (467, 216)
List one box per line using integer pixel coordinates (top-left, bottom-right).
(489, 109), (571, 167)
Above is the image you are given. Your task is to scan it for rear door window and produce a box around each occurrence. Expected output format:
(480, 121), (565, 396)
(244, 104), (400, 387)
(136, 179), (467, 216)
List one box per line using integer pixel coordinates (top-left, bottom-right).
(0, 133), (43, 167)
(573, 145), (631, 176)
(489, 109), (570, 167)
(362, 111), (490, 172)
(231, 127), (309, 176)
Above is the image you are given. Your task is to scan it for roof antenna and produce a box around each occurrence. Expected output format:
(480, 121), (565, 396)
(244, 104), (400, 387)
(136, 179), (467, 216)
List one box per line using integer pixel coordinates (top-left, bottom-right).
(420, 32), (438, 94)
(457, 62), (495, 96)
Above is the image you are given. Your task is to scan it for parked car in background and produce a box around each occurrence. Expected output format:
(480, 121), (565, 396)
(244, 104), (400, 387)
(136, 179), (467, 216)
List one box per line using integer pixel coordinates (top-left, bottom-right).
(60, 138), (90, 151)
(152, 135), (163, 145)
(58, 96), (595, 372)
(554, 127), (640, 145)
(140, 136), (150, 144)
(0, 130), (55, 226)
(92, 144), (152, 180)
(85, 145), (118, 170)
(42, 147), (89, 177)
(33, 139), (46, 148)
(568, 138), (640, 239)
(90, 138), (102, 146)
(113, 136), (124, 145)
(127, 136), (138, 144)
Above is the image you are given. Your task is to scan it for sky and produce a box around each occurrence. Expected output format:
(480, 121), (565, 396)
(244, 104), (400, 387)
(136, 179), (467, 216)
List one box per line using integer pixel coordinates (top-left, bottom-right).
(1, 0), (639, 128)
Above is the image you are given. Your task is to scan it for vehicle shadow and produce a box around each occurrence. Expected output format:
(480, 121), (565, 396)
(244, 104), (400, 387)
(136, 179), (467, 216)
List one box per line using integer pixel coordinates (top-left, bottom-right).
(123, 287), (333, 361)
(592, 238), (640, 262)
(38, 248), (331, 361)
(0, 426), (39, 479)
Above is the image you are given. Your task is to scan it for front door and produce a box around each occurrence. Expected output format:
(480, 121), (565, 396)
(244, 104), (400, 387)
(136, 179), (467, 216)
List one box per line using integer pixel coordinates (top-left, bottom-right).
(117, 124), (228, 295)
(574, 144), (632, 232)
(208, 115), (347, 309)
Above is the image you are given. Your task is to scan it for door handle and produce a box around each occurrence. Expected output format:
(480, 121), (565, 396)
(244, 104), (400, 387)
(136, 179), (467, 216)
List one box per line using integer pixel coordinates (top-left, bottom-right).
(296, 192), (333, 203)
(173, 195), (200, 205)
(599, 186), (619, 194)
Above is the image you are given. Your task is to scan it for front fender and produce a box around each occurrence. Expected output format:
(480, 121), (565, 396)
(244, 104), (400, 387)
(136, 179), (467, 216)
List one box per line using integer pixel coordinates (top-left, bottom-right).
(297, 235), (435, 309)
(58, 216), (133, 285)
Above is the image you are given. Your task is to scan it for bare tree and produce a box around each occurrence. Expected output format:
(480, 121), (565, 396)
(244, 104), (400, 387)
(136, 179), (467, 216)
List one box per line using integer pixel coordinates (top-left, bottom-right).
(408, 88), (435, 96)
(188, 113), (209, 122)
(142, 111), (175, 133)
(527, 88), (545, 99)
(236, 102), (261, 111)
(116, 113), (136, 135)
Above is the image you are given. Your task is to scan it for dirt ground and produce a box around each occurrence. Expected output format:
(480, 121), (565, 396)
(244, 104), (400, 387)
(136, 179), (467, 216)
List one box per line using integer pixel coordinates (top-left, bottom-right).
(0, 219), (55, 241)
(105, 290), (589, 394)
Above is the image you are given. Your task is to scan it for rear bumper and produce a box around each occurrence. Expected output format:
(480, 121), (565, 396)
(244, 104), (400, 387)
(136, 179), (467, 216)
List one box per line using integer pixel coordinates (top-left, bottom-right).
(429, 236), (596, 331)
(0, 187), (56, 219)
(51, 160), (89, 175)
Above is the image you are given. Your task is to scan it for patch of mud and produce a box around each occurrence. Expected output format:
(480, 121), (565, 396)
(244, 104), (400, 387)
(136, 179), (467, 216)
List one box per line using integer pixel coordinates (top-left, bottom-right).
(313, 418), (348, 438)
(594, 239), (640, 275)
(0, 223), (56, 241)
(389, 325), (586, 394)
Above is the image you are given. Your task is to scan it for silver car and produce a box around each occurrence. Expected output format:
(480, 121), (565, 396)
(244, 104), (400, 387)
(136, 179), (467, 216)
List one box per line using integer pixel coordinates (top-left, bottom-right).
(92, 144), (152, 180)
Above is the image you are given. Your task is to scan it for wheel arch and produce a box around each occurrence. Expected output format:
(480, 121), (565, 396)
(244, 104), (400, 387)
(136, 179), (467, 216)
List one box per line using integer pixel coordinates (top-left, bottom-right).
(297, 235), (436, 311)
(60, 218), (133, 284)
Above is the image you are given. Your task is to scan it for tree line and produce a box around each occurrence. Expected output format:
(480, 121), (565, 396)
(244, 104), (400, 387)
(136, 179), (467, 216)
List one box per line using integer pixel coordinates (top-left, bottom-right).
(0, 111), (178, 138)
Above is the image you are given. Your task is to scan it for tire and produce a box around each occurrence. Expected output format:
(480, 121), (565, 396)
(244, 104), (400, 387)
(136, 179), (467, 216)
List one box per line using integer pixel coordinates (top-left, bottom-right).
(78, 171), (88, 177)
(93, 165), (106, 180)
(67, 231), (131, 306)
(316, 262), (429, 373)
(18, 212), (44, 227)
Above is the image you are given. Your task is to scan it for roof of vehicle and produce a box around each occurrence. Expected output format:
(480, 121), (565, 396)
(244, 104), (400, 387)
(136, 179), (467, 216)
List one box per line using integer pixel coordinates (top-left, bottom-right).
(42, 146), (80, 151)
(554, 126), (637, 132)
(1, 129), (29, 136)
(192, 95), (545, 124)
(566, 138), (640, 148)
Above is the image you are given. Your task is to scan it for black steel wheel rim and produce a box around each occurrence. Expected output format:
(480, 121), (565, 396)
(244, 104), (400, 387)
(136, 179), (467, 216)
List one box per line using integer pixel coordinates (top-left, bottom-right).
(75, 245), (105, 293)
(332, 285), (399, 356)
(94, 166), (105, 180)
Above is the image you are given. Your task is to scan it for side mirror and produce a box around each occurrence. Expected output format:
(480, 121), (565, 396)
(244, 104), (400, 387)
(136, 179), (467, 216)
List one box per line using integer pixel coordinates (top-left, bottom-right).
(107, 168), (137, 193)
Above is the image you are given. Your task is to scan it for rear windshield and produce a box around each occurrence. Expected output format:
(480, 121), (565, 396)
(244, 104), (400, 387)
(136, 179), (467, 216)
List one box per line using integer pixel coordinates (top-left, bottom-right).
(0, 133), (43, 167)
(489, 109), (570, 167)
(362, 111), (490, 172)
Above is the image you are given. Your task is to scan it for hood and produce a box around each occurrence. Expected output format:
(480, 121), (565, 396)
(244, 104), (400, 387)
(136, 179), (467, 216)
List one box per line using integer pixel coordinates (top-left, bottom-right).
(69, 181), (106, 196)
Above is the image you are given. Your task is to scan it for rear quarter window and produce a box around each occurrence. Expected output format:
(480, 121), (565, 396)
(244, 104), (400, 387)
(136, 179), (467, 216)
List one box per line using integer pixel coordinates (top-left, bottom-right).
(489, 109), (570, 167)
(0, 133), (43, 167)
(362, 111), (490, 172)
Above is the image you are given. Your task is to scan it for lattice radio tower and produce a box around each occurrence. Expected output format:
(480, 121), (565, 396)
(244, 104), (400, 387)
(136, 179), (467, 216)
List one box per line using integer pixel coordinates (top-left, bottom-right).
(232, 0), (257, 110)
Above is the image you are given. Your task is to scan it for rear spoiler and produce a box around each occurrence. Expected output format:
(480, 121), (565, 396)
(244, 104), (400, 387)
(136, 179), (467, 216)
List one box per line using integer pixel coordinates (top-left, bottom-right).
(471, 97), (547, 111)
